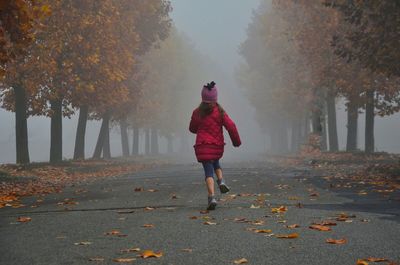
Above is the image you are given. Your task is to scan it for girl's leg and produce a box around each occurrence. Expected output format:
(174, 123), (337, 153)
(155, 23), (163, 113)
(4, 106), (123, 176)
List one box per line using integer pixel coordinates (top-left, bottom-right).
(202, 162), (215, 196)
(202, 161), (217, 210)
(205, 177), (215, 196)
(213, 160), (230, 193)
(213, 160), (223, 181)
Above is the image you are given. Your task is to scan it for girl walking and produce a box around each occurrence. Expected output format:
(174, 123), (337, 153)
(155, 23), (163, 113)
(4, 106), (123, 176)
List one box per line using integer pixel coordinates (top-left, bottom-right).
(189, 81), (241, 210)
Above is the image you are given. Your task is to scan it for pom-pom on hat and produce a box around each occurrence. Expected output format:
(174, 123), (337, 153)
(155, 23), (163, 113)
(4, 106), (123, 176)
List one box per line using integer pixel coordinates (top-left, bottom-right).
(201, 81), (218, 103)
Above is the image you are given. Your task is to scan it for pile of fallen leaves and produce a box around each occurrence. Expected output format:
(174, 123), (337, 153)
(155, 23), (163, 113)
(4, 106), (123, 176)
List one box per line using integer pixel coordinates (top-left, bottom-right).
(277, 152), (400, 200)
(0, 159), (165, 209)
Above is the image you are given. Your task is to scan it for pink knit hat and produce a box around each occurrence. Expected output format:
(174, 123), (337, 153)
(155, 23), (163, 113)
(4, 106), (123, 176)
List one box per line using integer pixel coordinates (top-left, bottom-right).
(201, 81), (218, 103)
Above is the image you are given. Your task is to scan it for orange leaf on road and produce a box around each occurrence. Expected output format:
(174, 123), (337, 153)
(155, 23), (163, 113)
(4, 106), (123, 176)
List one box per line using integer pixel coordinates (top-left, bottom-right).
(17, 216), (31, 222)
(140, 250), (163, 259)
(309, 225), (331, 231)
(276, 233), (299, 239)
(234, 258), (248, 264)
(326, 238), (347, 244)
(271, 206), (287, 213)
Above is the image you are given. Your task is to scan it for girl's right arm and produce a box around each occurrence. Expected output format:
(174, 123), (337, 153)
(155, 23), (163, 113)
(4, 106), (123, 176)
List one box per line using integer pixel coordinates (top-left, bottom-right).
(223, 113), (241, 147)
(189, 109), (200, 134)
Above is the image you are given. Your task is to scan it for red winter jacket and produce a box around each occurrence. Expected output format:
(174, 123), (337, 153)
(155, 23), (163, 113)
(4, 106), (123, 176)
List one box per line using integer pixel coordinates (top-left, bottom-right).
(189, 105), (241, 162)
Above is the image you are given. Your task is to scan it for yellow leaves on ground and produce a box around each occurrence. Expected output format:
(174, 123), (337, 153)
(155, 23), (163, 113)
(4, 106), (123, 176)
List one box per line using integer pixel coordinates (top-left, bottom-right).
(234, 258), (249, 264)
(140, 250), (163, 259)
(326, 238), (347, 244)
(247, 228), (272, 234)
(309, 224), (332, 231)
(120, 247), (141, 254)
(113, 258), (136, 263)
(74, 241), (92, 246)
(313, 221), (337, 226)
(89, 257), (105, 262)
(17, 216), (31, 222)
(271, 206), (287, 213)
(275, 233), (299, 239)
(105, 230), (127, 237)
(203, 221), (217, 225)
(57, 198), (78, 206)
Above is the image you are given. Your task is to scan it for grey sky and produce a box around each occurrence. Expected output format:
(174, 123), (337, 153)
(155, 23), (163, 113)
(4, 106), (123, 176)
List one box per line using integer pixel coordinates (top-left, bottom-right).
(170, 0), (260, 74)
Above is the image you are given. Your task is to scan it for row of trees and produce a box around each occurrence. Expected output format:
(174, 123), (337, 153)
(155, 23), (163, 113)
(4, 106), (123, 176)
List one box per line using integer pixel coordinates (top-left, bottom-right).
(238, 0), (400, 154)
(0, 0), (210, 164)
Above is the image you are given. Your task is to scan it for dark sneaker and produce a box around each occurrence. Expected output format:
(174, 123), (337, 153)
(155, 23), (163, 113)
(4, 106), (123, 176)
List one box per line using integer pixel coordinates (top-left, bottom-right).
(207, 196), (217, 210)
(218, 179), (230, 194)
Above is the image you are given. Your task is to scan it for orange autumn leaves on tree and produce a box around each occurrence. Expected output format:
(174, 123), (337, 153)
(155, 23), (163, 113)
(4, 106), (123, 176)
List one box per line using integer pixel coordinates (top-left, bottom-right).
(0, 0), (50, 76)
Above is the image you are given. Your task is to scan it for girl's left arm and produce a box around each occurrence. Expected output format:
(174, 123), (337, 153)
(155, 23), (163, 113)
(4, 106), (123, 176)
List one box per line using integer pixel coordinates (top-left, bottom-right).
(189, 109), (200, 134)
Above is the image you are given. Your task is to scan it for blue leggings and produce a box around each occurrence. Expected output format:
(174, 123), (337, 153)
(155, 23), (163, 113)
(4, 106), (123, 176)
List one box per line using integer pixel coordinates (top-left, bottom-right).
(201, 160), (221, 179)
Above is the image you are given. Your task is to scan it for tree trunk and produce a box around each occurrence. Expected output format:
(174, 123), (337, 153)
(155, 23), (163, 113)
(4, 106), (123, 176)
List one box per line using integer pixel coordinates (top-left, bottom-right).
(145, 128), (150, 155)
(92, 113), (110, 159)
(326, 94), (339, 151)
(167, 135), (173, 153)
(311, 108), (322, 135)
(73, 105), (88, 160)
(102, 114), (111, 159)
(346, 100), (358, 152)
(290, 119), (301, 153)
(365, 90), (375, 153)
(14, 85), (30, 164)
(131, 127), (139, 155)
(50, 99), (63, 163)
(120, 119), (129, 157)
(150, 128), (159, 155)
(321, 105), (327, 151)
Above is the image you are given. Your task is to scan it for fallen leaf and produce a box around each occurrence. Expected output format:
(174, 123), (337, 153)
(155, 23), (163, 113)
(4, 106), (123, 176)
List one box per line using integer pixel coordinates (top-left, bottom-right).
(120, 247), (141, 253)
(357, 260), (369, 265)
(74, 241), (92, 245)
(251, 220), (265, 225)
(181, 248), (193, 253)
(326, 238), (347, 244)
(189, 216), (198, 220)
(254, 229), (272, 233)
(250, 204), (260, 209)
(142, 224), (154, 228)
(58, 198), (78, 205)
(17, 216), (31, 223)
(287, 224), (300, 229)
(234, 217), (249, 223)
(200, 210), (209, 214)
(147, 189), (158, 192)
(309, 192), (319, 197)
(140, 250), (163, 259)
(203, 221), (217, 225)
(309, 225), (331, 231)
(313, 221), (337, 226)
(234, 258), (248, 264)
(105, 230), (121, 236)
(144, 207), (155, 211)
(276, 233), (299, 239)
(271, 206), (287, 213)
(89, 257), (105, 262)
(171, 194), (178, 199)
(113, 258), (136, 263)
(134, 187), (144, 192)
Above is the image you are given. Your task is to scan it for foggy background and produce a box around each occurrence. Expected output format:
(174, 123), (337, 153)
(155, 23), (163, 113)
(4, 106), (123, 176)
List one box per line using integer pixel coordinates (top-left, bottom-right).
(0, 0), (399, 164)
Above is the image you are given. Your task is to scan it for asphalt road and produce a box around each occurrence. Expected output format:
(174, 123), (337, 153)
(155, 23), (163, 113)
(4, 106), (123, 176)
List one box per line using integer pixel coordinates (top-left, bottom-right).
(1, 161), (399, 265)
